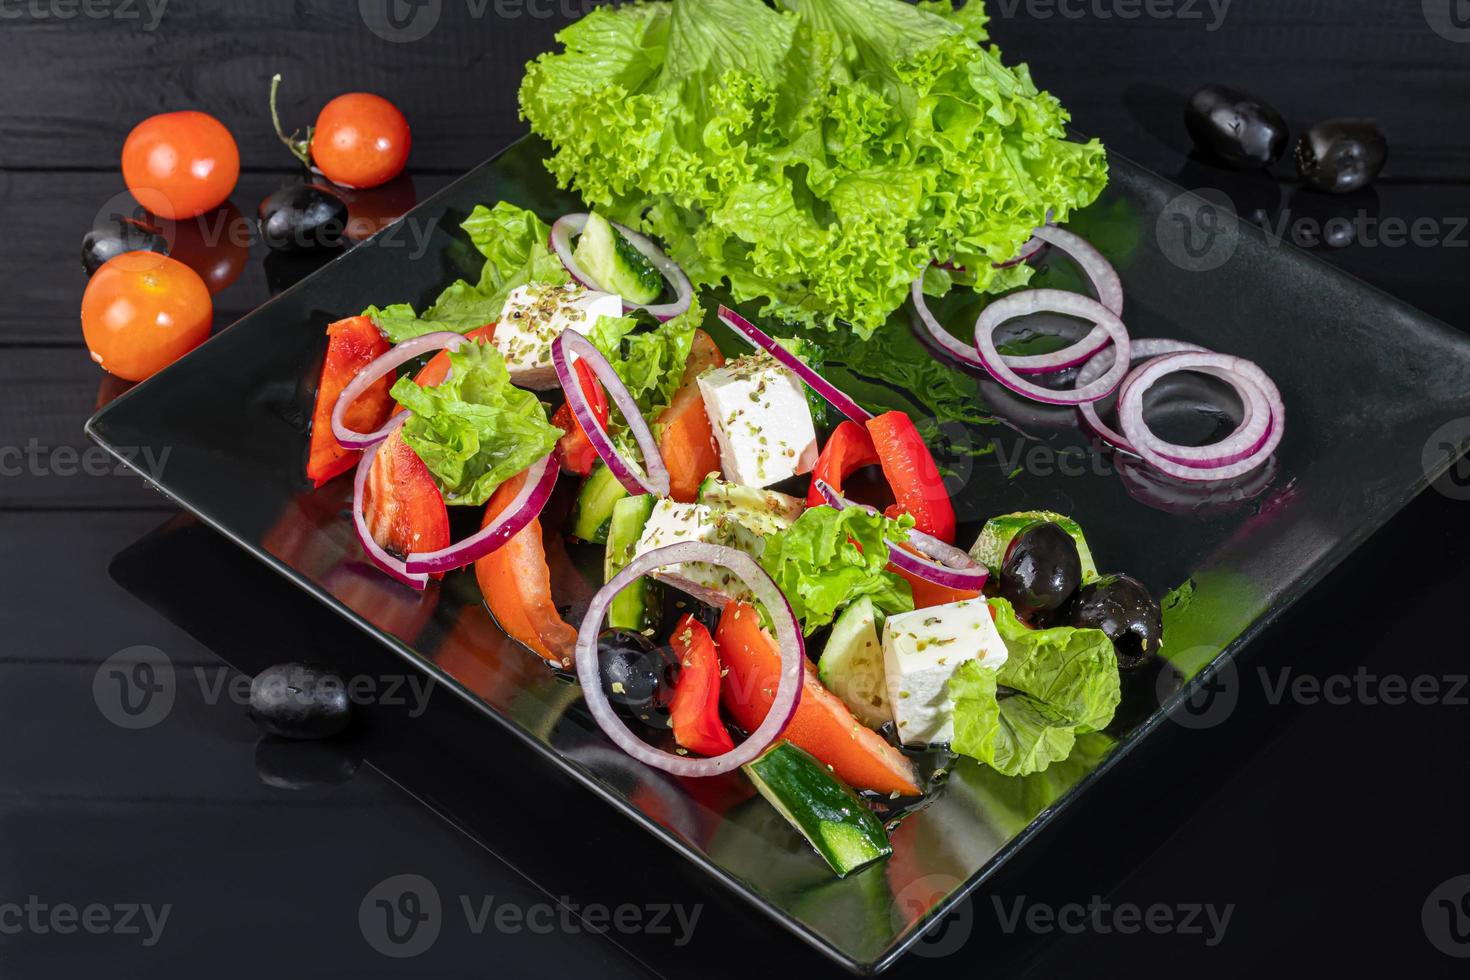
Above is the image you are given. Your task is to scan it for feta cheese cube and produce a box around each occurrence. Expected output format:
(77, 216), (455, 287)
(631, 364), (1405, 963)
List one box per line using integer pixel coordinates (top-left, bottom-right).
(883, 600), (1009, 746)
(494, 282), (623, 389)
(697, 353), (818, 488)
(632, 499), (756, 605)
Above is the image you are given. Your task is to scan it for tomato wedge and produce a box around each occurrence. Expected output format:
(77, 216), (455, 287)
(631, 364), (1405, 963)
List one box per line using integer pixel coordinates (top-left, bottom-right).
(807, 420), (880, 508)
(867, 411), (956, 544)
(362, 428), (452, 569)
(668, 615), (735, 757)
(715, 601), (920, 796)
(306, 315), (392, 487)
(550, 358), (609, 476)
(658, 328), (724, 503)
(474, 470), (578, 668)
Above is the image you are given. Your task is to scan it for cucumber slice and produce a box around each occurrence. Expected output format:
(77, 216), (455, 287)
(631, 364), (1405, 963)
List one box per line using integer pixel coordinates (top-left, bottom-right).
(572, 212), (662, 305)
(605, 494), (659, 632)
(970, 511), (1098, 582)
(571, 462), (628, 544)
(743, 741), (893, 878)
(816, 597), (891, 729)
(697, 476), (805, 537)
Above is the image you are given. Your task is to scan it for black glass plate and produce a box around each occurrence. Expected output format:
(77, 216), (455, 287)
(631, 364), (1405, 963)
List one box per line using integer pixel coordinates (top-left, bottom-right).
(86, 135), (1470, 973)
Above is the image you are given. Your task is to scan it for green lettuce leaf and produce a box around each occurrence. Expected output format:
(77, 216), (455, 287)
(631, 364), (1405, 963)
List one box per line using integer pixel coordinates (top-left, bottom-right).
(758, 505), (914, 633)
(365, 202), (569, 344)
(520, 0), (1108, 337)
(949, 598), (1121, 777)
(388, 340), (563, 506)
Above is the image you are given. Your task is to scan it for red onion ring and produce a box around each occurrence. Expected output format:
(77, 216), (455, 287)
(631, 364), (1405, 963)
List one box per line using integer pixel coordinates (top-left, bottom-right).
(549, 213), (693, 322)
(1116, 363), (1270, 468)
(331, 330), (470, 450)
(574, 543), (804, 777)
(351, 416), (428, 591)
(716, 306), (873, 424)
(1077, 339), (1210, 454)
(1117, 352), (1285, 482)
(909, 275), (987, 373)
(812, 479), (988, 592)
(551, 329), (670, 497)
(401, 453), (559, 574)
(974, 291), (1132, 406)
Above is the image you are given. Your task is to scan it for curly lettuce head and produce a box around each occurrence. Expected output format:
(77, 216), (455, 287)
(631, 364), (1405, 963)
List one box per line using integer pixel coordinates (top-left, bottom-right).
(520, 0), (1108, 337)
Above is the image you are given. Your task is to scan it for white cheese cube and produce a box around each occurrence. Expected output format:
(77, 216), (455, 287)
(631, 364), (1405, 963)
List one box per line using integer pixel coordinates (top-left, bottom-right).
(697, 353), (818, 488)
(495, 282), (623, 389)
(883, 600), (1009, 746)
(632, 499), (755, 606)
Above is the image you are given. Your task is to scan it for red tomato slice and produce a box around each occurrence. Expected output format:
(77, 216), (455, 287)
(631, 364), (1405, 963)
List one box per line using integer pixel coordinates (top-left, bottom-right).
(306, 315), (392, 487)
(362, 429), (451, 568)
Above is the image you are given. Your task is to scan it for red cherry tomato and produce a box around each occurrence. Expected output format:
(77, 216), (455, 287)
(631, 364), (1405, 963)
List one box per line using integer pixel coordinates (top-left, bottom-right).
(81, 253), (213, 381)
(311, 93), (411, 190)
(121, 111), (240, 220)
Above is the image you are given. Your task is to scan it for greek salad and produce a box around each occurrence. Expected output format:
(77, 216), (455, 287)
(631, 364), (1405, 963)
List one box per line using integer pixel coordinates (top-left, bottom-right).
(301, 0), (1286, 878)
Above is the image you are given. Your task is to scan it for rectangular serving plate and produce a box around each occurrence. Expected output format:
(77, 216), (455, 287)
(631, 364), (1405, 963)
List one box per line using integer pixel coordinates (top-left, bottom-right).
(86, 135), (1470, 973)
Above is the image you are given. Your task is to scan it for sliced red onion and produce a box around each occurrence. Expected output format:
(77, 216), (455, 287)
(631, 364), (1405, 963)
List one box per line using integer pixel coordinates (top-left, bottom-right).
(812, 479), (988, 592)
(401, 453), (559, 574)
(575, 543), (804, 777)
(998, 226), (1123, 375)
(1077, 339), (1210, 454)
(550, 213), (693, 322)
(910, 275), (986, 372)
(331, 330), (470, 449)
(716, 306), (873, 424)
(351, 416), (428, 591)
(551, 329), (670, 497)
(974, 291), (1132, 406)
(1117, 352), (1285, 482)
(1116, 362), (1270, 469)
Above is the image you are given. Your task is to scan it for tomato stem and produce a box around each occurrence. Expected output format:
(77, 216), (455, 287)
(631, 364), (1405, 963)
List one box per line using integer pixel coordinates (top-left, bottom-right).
(269, 73), (314, 169)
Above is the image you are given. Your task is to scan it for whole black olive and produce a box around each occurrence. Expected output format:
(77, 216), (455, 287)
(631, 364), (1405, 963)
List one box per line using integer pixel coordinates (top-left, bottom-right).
(81, 215), (169, 275)
(257, 183), (348, 252)
(1066, 574), (1164, 670)
(1185, 84), (1290, 170)
(597, 630), (678, 729)
(1294, 118), (1388, 194)
(247, 662), (352, 739)
(999, 522), (1082, 618)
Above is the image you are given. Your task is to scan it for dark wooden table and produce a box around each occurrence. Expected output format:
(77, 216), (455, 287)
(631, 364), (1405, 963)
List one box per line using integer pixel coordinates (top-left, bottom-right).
(3, 2), (1469, 977)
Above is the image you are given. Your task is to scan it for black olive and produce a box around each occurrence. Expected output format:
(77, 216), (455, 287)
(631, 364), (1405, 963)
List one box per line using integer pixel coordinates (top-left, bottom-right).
(597, 630), (678, 729)
(1294, 118), (1388, 194)
(257, 183), (349, 252)
(247, 662), (352, 739)
(1066, 574), (1164, 670)
(1185, 84), (1289, 170)
(81, 215), (169, 276)
(999, 522), (1082, 618)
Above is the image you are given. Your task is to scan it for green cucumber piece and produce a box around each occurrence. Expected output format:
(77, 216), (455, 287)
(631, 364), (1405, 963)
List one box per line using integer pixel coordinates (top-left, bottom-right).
(571, 461), (628, 544)
(572, 212), (662, 305)
(697, 477), (805, 537)
(742, 741), (893, 878)
(605, 493), (659, 632)
(970, 511), (1098, 582)
(816, 597), (890, 729)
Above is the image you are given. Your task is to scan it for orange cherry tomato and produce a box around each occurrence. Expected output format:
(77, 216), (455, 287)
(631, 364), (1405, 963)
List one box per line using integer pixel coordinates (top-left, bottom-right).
(80, 253), (213, 381)
(310, 93), (411, 190)
(121, 111), (240, 220)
